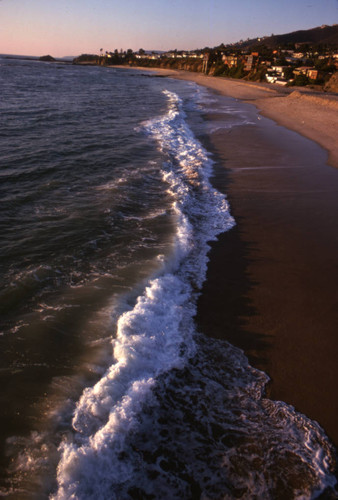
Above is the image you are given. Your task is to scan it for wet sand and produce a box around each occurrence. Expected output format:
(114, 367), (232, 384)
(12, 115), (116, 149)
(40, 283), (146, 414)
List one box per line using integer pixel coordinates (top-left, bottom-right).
(144, 68), (338, 446)
(122, 66), (338, 445)
(193, 93), (338, 447)
(142, 67), (338, 168)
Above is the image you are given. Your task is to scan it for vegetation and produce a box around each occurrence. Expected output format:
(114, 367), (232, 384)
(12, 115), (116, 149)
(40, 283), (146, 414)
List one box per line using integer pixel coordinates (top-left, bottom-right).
(73, 24), (338, 90)
(73, 54), (99, 64)
(39, 55), (55, 62)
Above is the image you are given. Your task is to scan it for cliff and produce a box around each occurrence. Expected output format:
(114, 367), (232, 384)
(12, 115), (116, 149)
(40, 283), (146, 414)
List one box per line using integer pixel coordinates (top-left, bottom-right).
(324, 72), (338, 92)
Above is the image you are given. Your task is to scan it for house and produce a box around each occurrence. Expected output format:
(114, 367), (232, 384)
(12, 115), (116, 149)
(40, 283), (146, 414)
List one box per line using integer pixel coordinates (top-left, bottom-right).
(202, 53), (210, 73)
(267, 65), (288, 78)
(222, 54), (238, 67)
(162, 52), (177, 59)
(244, 52), (259, 71)
(266, 74), (288, 85)
(285, 57), (299, 65)
(281, 50), (294, 56)
(183, 52), (204, 59)
(293, 66), (320, 80)
(266, 65), (289, 84)
(266, 74), (277, 83)
(293, 66), (312, 75)
(307, 69), (319, 80)
(274, 78), (288, 86)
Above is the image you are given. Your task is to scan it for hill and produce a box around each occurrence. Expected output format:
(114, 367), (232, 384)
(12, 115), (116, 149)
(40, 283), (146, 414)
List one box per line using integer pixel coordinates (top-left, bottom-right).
(233, 24), (338, 50)
(39, 55), (56, 62)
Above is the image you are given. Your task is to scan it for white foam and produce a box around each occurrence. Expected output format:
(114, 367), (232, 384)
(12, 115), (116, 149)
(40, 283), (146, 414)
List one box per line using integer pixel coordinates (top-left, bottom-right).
(52, 90), (234, 498)
(208, 120), (256, 134)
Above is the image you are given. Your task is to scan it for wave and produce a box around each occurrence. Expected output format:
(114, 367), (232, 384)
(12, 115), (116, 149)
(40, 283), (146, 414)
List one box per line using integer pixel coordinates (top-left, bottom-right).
(50, 90), (336, 499)
(50, 90), (233, 498)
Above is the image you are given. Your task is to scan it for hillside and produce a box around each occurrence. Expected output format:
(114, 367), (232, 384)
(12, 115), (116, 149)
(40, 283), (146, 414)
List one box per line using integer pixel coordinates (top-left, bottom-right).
(234, 24), (338, 49)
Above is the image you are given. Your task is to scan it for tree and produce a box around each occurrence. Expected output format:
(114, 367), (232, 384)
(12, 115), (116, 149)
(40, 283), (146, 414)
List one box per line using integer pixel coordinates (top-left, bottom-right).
(284, 67), (294, 80)
(294, 73), (309, 86)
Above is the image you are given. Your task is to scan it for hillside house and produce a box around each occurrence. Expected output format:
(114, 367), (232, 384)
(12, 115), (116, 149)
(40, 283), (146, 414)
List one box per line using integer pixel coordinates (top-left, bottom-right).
(266, 65), (289, 84)
(202, 53), (210, 73)
(222, 54), (238, 67)
(293, 66), (316, 78)
(162, 52), (177, 59)
(189, 53), (204, 59)
(267, 65), (288, 78)
(244, 52), (259, 71)
(307, 69), (319, 80)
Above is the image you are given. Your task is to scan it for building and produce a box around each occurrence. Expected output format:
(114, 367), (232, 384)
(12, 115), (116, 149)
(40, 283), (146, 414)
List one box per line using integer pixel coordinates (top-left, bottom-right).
(202, 53), (210, 73)
(266, 65), (289, 84)
(267, 65), (288, 78)
(266, 75), (288, 85)
(307, 69), (319, 80)
(293, 66), (321, 80)
(244, 52), (259, 71)
(222, 54), (238, 67)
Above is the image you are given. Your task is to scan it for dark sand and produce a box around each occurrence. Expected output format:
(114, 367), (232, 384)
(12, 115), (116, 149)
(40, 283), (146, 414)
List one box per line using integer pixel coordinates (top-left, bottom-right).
(121, 66), (338, 445)
(196, 103), (338, 447)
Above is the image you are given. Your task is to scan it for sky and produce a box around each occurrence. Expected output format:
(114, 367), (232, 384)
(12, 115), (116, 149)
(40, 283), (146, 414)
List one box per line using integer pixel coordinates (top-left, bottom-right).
(0, 0), (337, 58)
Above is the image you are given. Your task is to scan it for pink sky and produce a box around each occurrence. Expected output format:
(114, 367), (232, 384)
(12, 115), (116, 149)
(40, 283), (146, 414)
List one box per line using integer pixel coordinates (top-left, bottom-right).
(1, 0), (337, 58)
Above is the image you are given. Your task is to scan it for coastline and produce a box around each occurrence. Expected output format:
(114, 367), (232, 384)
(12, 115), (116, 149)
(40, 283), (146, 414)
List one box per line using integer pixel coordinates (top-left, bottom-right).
(196, 115), (338, 448)
(123, 66), (338, 168)
(124, 67), (338, 447)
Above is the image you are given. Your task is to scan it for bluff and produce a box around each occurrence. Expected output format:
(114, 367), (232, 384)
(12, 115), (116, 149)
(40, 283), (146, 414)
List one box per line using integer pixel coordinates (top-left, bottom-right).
(324, 72), (338, 92)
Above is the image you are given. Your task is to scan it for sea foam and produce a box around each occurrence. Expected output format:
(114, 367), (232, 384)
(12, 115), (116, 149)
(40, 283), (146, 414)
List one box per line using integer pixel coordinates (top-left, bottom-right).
(51, 90), (337, 500)
(52, 90), (234, 499)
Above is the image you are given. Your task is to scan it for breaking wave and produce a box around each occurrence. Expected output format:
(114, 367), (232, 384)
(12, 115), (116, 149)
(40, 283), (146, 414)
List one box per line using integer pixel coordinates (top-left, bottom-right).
(51, 91), (337, 500)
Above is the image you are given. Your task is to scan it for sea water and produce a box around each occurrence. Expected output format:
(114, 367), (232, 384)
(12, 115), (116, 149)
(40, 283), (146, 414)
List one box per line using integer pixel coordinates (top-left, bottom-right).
(0, 57), (336, 499)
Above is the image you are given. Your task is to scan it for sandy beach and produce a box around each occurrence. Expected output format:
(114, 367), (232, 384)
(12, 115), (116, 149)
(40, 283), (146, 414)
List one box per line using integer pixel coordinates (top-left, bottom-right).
(146, 68), (338, 169)
(142, 68), (338, 447)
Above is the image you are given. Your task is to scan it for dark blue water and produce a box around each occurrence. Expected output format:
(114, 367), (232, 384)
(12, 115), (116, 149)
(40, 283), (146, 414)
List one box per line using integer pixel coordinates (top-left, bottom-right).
(0, 58), (336, 499)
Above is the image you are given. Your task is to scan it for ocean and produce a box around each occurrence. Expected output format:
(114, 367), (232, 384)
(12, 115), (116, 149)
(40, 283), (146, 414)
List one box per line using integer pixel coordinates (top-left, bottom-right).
(0, 57), (336, 499)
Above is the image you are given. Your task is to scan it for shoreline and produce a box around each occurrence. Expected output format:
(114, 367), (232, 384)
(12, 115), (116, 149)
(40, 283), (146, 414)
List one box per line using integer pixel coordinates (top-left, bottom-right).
(188, 73), (338, 447)
(196, 116), (338, 448)
(173, 69), (338, 169)
(124, 66), (338, 447)
(122, 66), (338, 168)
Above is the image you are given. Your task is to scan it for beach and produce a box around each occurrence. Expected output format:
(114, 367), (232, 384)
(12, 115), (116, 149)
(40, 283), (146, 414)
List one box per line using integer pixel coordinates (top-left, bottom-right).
(147, 68), (338, 447)
(1, 58), (337, 496)
(148, 68), (338, 169)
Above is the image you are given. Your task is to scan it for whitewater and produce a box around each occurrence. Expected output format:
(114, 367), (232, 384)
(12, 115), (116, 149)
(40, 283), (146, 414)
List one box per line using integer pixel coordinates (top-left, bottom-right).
(0, 60), (336, 499)
(52, 91), (336, 499)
